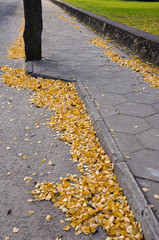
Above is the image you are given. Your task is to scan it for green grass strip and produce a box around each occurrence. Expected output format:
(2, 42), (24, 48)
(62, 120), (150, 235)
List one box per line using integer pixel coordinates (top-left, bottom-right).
(63, 0), (159, 35)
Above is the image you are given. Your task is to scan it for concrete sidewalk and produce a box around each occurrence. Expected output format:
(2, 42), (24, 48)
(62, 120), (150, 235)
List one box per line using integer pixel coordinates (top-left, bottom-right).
(26, 0), (159, 238)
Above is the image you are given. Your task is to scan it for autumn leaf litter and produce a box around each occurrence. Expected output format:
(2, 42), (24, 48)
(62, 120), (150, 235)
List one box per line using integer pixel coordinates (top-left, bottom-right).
(0, 65), (143, 239)
(4, 13), (159, 239)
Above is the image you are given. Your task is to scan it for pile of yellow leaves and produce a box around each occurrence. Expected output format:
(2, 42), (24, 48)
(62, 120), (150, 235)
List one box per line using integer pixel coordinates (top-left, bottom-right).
(0, 66), (143, 239)
(89, 37), (159, 89)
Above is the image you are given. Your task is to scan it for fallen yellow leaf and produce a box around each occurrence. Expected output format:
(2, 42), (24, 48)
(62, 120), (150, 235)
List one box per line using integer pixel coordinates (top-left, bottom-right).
(13, 227), (19, 233)
(59, 220), (65, 223)
(62, 225), (71, 231)
(154, 194), (159, 200)
(28, 210), (34, 214)
(149, 204), (154, 208)
(48, 161), (53, 166)
(5, 236), (10, 240)
(142, 188), (150, 192)
(24, 177), (33, 183)
(46, 214), (51, 221)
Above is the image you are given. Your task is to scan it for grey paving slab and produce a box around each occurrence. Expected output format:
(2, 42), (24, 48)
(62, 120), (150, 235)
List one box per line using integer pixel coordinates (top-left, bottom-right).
(136, 177), (159, 222)
(146, 113), (159, 129)
(153, 103), (159, 111)
(115, 102), (157, 117)
(92, 92), (127, 105)
(132, 82), (159, 94)
(113, 132), (144, 155)
(137, 129), (159, 151)
(127, 149), (159, 181)
(103, 65), (125, 73)
(101, 83), (133, 94)
(96, 103), (117, 118)
(86, 85), (102, 96)
(108, 71), (144, 86)
(86, 73), (122, 86)
(105, 115), (150, 134)
(115, 161), (159, 240)
(125, 91), (159, 104)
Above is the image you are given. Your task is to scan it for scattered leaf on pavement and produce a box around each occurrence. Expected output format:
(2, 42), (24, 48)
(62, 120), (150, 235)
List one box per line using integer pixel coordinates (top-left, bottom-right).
(48, 161), (53, 166)
(28, 211), (34, 214)
(13, 227), (19, 233)
(5, 236), (10, 240)
(62, 225), (71, 231)
(154, 194), (159, 200)
(142, 188), (150, 193)
(46, 215), (51, 221)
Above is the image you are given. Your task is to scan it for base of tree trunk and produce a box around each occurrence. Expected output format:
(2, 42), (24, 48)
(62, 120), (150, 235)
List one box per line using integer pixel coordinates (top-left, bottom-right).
(23, 0), (43, 61)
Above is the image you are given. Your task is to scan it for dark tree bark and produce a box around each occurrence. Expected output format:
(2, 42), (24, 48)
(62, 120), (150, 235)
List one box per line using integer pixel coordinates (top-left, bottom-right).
(23, 0), (43, 61)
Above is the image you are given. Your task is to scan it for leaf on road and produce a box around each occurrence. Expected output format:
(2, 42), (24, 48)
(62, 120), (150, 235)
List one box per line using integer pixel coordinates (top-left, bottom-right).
(62, 225), (71, 231)
(142, 188), (150, 193)
(48, 161), (53, 166)
(154, 194), (159, 200)
(28, 211), (34, 214)
(13, 227), (19, 233)
(59, 220), (65, 224)
(5, 236), (10, 240)
(46, 214), (51, 221)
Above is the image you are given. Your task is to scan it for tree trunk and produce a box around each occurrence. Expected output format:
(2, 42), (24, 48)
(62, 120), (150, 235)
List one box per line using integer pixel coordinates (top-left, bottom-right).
(23, 0), (43, 61)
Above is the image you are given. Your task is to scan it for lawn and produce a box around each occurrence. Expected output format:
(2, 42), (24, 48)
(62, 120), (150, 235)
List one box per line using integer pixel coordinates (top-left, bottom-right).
(63, 0), (159, 35)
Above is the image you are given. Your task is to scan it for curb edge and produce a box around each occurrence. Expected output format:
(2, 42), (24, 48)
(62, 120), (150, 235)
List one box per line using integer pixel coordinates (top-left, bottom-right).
(25, 61), (76, 82)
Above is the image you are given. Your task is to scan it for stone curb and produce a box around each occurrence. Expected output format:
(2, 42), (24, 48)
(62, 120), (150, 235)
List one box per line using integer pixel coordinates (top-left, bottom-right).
(50, 0), (159, 67)
(75, 79), (159, 240)
(25, 61), (76, 82)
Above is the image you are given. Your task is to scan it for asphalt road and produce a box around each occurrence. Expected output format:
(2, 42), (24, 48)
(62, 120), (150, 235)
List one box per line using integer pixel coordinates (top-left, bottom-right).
(0, 0), (23, 68)
(0, 0), (21, 22)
